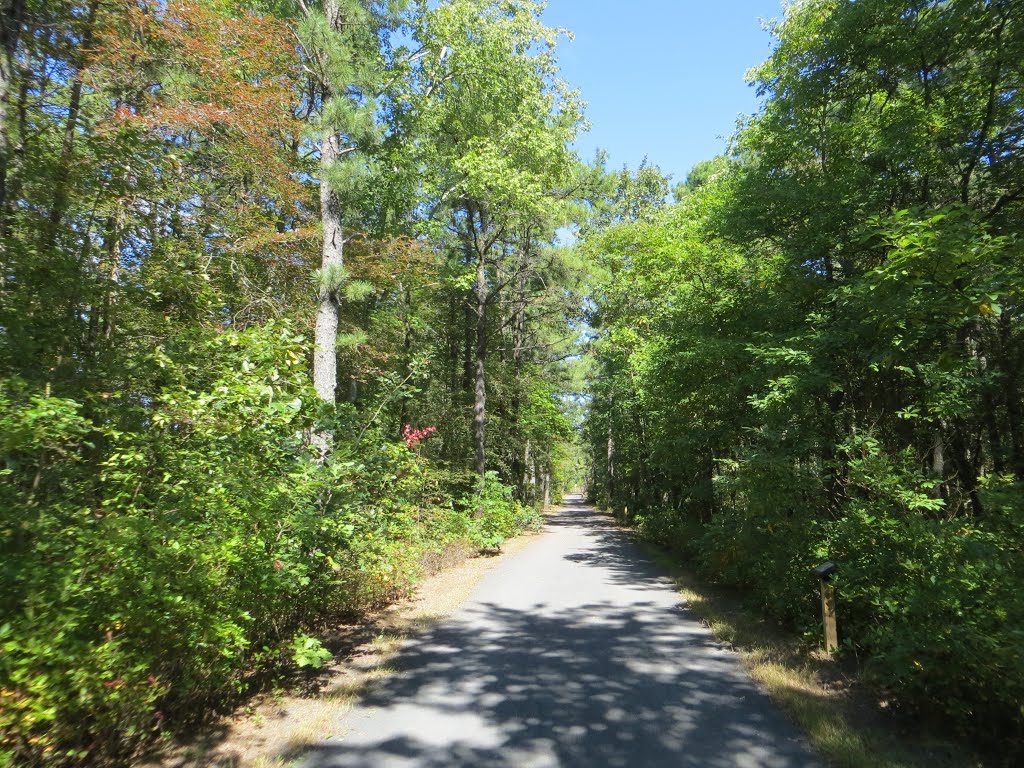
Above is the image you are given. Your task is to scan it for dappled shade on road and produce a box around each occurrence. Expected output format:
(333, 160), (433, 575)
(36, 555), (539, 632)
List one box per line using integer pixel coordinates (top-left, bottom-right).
(298, 499), (821, 768)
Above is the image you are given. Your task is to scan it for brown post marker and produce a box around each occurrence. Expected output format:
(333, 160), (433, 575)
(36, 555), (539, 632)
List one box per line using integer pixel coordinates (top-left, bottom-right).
(820, 581), (838, 652)
(812, 561), (839, 653)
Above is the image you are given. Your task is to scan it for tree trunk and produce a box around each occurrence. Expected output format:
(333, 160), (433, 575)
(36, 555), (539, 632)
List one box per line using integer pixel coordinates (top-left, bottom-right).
(312, 130), (343, 450)
(0, 52), (26, 292)
(398, 283), (413, 435)
(999, 313), (1024, 481)
(510, 257), (527, 493)
(447, 292), (460, 399)
(522, 438), (531, 500)
(606, 393), (616, 507)
(0, 0), (24, 219)
(3, 53), (28, 222)
(1006, 380), (1024, 482)
(930, 430), (945, 495)
(100, 210), (122, 343)
(473, 243), (488, 479)
(953, 319), (986, 516)
(462, 301), (475, 395)
(44, 0), (97, 249)
(951, 422), (983, 517)
(307, 0), (353, 454)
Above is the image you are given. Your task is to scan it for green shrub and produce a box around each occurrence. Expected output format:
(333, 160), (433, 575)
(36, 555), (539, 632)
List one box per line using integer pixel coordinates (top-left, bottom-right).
(0, 323), (481, 766)
(464, 471), (543, 550)
(624, 435), (1024, 750)
(827, 497), (1024, 743)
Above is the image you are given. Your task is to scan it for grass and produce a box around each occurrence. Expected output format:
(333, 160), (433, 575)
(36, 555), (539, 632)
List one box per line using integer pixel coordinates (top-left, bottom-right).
(250, 758), (291, 768)
(324, 664), (398, 705)
(642, 544), (983, 768)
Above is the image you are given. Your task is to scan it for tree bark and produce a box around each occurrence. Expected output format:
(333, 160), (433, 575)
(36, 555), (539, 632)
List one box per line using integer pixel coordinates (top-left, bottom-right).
(462, 301), (474, 394)
(606, 391), (616, 507)
(1, 52), (28, 293)
(930, 430), (945, 489)
(510, 255), (527, 494)
(522, 438), (532, 501)
(1007, 386), (1024, 482)
(44, 0), (98, 249)
(398, 283), (413, 436)
(308, 0), (353, 454)
(100, 210), (122, 343)
(473, 241), (488, 479)
(0, 0), (24, 219)
(447, 292), (461, 411)
(999, 313), (1024, 481)
(313, 132), (343, 412)
(3, 51), (28, 226)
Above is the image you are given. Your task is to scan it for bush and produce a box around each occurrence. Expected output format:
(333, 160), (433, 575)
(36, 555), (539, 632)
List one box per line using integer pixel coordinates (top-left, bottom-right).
(464, 471), (543, 551)
(629, 446), (1024, 750)
(0, 323), (486, 766)
(827, 497), (1024, 744)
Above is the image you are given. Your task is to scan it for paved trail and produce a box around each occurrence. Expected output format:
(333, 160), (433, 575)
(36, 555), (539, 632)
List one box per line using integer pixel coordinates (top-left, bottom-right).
(301, 497), (822, 767)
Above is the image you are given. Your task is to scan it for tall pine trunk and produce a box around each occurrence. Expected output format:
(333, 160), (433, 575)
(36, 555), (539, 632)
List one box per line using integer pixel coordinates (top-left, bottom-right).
(44, 0), (97, 249)
(309, 0), (348, 454)
(510, 257), (527, 495)
(313, 130), (343, 447)
(0, 0), (24, 219)
(473, 244), (488, 479)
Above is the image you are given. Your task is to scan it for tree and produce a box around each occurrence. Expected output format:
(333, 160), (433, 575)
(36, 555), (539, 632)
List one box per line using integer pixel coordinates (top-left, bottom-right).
(583, 0), (1024, 749)
(0, 0), (24, 220)
(295, 0), (398, 448)
(397, 0), (582, 480)
(0, 1), (587, 763)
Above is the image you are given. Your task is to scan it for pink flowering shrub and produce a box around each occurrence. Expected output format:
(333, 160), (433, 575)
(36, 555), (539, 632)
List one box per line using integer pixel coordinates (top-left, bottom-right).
(402, 424), (437, 448)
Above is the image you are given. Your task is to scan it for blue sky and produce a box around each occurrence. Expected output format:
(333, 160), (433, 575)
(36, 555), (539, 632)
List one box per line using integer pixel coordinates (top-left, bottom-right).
(541, 0), (786, 184)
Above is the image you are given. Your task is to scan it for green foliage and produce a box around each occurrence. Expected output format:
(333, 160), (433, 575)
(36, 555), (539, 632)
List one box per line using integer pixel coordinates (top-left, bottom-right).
(0, 0), (579, 764)
(464, 472), (543, 551)
(584, 0), (1024, 754)
(827, 494), (1024, 738)
(290, 635), (334, 669)
(0, 322), (515, 765)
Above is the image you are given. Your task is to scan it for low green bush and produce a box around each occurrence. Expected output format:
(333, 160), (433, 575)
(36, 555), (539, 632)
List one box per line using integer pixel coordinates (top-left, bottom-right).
(827, 494), (1024, 743)
(0, 323), (502, 766)
(464, 471), (543, 551)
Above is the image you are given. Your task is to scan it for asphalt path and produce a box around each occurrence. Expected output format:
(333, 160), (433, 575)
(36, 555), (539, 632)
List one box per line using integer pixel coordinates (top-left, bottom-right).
(301, 496), (823, 768)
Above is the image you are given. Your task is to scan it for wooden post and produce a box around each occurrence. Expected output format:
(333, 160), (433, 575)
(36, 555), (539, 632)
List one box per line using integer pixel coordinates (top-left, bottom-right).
(820, 581), (838, 652)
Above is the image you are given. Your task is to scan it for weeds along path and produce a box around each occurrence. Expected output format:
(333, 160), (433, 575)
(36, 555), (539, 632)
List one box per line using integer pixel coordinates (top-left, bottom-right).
(296, 496), (822, 768)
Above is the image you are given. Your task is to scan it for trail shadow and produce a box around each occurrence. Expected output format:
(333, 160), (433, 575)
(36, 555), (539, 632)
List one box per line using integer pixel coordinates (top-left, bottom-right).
(551, 500), (680, 594)
(297, 600), (818, 767)
(296, 496), (820, 768)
